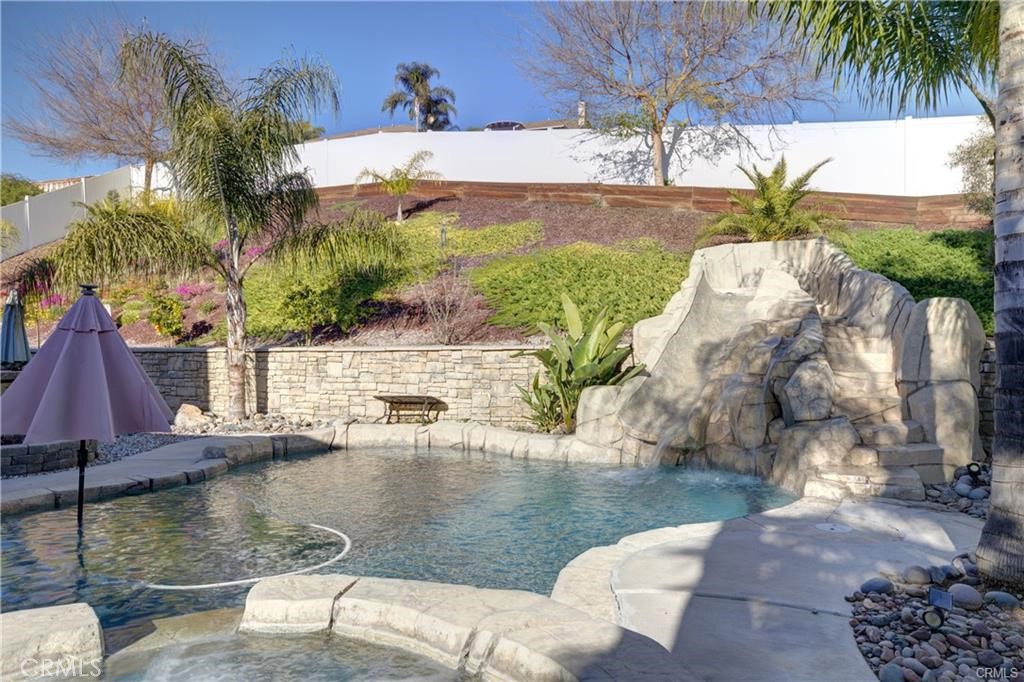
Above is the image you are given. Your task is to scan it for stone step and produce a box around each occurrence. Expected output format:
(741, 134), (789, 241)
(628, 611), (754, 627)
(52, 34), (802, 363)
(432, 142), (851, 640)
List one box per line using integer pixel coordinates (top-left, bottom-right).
(844, 446), (880, 467)
(824, 350), (894, 373)
(855, 420), (925, 446)
(875, 442), (948, 485)
(814, 464), (925, 501)
(832, 395), (903, 424)
(832, 370), (897, 396)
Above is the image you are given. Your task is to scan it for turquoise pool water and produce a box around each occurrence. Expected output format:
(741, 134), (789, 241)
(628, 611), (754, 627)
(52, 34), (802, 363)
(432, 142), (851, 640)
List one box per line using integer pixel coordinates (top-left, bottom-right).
(1, 447), (794, 628)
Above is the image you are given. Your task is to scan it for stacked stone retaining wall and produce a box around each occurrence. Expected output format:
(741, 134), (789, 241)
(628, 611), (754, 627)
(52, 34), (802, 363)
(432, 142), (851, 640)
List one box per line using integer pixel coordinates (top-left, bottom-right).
(133, 345), (541, 428)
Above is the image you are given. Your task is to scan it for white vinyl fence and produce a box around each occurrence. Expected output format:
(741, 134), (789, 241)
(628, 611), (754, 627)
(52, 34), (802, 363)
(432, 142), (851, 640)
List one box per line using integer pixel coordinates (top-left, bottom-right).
(1, 115), (982, 260)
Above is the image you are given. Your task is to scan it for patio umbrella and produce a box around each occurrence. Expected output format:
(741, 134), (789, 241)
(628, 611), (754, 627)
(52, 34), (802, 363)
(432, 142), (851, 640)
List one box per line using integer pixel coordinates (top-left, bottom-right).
(1, 289), (30, 369)
(0, 284), (173, 527)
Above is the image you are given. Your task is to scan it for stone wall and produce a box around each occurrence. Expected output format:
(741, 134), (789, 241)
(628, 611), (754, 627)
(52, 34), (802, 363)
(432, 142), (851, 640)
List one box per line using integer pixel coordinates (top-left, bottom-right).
(1, 440), (96, 478)
(134, 346), (541, 427)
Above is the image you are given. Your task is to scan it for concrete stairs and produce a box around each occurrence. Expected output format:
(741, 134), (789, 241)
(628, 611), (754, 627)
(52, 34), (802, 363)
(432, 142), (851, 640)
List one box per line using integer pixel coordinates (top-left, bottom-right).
(803, 416), (950, 500)
(806, 325), (947, 501)
(824, 323), (903, 425)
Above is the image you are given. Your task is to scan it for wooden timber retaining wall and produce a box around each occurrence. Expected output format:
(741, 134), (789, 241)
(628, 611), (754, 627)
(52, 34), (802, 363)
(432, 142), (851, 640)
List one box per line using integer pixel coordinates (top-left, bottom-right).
(319, 181), (988, 228)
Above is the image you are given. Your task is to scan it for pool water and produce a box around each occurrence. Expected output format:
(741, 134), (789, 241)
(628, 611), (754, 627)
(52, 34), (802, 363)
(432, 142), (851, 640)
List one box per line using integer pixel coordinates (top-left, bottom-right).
(1, 448), (794, 628)
(105, 632), (461, 681)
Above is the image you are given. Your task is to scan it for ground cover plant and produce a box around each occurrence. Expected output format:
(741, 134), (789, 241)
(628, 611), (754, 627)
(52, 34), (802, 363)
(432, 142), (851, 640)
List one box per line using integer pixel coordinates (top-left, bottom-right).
(470, 238), (690, 331)
(833, 228), (994, 334)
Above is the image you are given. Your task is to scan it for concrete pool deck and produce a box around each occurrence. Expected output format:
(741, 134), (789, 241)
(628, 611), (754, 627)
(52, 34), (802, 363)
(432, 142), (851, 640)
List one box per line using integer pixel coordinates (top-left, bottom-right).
(551, 496), (984, 682)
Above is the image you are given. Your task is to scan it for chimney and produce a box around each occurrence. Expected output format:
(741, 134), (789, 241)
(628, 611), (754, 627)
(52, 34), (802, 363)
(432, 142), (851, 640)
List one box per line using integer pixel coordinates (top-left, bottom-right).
(577, 100), (588, 128)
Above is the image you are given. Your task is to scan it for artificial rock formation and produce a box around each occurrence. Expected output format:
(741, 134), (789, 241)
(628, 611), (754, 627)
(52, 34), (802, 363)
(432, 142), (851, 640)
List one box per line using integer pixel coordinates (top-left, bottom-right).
(572, 239), (986, 501)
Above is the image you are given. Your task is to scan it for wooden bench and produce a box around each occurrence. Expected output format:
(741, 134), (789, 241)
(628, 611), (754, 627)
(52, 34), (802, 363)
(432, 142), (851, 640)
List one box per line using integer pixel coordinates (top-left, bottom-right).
(373, 395), (448, 424)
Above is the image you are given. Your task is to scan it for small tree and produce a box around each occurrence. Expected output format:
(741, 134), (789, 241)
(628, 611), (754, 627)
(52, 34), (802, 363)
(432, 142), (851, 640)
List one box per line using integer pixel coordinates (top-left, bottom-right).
(382, 62), (457, 131)
(0, 174), (42, 206)
(523, 2), (825, 185)
(3, 19), (186, 192)
(9, 33), (403, 421)
(698, 157), (837, 244)
(355, 150), (442, 222)
(947, 118), (995, 217)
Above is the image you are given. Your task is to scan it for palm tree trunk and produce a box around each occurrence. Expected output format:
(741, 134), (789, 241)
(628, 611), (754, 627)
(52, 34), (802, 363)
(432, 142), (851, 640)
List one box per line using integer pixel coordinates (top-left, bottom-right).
(414, 96), (421, 133)
(224, 261), (248, 422)
(396, 197), (403, 223)
(651, 126), (667, 186)
(977, 0), (1024, 586)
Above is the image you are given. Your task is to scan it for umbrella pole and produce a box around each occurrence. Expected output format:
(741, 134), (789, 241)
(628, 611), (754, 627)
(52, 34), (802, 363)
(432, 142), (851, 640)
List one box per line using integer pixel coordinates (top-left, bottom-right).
(76, 439), (87, 528)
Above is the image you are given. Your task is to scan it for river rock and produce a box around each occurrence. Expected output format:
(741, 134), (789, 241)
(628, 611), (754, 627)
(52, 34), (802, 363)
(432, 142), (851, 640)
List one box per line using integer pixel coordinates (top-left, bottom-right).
(976, 650), (1003, 667)
(984, 591), (1021, 610)
(949, 583), (983, 610)
(904, 565), (932, 585)
(879, 662), (904, 682)
(862, 577), (894, 595)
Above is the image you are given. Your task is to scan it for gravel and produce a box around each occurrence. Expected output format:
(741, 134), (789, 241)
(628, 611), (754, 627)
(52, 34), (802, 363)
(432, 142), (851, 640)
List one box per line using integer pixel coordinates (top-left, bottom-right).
(925, 464), (992, 520)
(849, 551), (1023, 682)
(172, 411), (335, 435)
(94, 433), (197, 465)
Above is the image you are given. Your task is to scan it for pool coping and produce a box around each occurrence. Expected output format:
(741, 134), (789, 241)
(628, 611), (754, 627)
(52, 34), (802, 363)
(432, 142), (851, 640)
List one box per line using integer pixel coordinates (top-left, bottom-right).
(92, 574), (697, 682)
(0, 421), (625, 516)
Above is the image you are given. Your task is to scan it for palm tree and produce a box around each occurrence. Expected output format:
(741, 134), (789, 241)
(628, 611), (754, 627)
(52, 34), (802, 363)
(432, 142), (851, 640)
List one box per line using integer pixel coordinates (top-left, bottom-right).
(355, 150), (442, 222)
(381, 62), (457, 132)
(978, 0), (1024, 587)
(761, 1), (998, 125)
(697, 157), (835, 244)
(767, 0), (1023, 586)
(23, 32), (401, 422)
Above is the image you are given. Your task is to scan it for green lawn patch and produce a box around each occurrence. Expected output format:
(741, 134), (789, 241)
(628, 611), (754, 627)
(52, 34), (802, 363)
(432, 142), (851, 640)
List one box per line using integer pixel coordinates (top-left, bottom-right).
(470, 238), (690, 330)
(832, 228), (993, 334)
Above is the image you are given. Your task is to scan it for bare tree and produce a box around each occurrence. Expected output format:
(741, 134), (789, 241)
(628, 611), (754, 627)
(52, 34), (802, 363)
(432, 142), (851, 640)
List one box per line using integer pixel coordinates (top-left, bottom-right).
(4, 19), (180, 192)
(523, 2), (827, 185)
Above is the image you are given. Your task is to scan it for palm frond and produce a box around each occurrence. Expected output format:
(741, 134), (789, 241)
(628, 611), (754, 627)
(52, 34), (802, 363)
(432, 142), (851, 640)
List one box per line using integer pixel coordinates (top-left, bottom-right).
(52, 194), (213, 291)
(268, 208), (402, 276)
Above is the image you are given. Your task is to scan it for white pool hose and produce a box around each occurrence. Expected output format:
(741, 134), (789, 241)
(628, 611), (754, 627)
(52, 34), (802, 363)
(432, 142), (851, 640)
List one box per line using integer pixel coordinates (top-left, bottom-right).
(142, 495), (351, 591)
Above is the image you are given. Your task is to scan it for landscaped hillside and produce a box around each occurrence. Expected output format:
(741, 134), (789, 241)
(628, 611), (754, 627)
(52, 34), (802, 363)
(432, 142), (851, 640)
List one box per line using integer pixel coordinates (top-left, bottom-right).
(0, 194), (994, 348)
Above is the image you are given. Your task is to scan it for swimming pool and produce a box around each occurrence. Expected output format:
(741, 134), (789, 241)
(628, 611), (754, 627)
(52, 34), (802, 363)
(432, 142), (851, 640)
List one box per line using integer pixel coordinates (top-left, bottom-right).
(1, 447), (794, 628)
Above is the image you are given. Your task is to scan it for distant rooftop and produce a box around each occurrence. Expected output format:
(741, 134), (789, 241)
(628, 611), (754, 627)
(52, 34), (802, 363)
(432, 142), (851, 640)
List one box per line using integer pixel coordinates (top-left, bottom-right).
(311, 117), (584, 142)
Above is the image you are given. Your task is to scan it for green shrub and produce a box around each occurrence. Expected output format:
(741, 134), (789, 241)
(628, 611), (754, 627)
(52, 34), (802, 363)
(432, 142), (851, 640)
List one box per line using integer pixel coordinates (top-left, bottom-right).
(146, 293), (184, 338)
(470, 240), (689, 330)
(283, 282), (344, 344)
(118, 304), (144, 327)
(397, 213), (543, 282)
(197, 300), (218, 315)
(831, 228), (994, 334)
(516, 295), (645, 432)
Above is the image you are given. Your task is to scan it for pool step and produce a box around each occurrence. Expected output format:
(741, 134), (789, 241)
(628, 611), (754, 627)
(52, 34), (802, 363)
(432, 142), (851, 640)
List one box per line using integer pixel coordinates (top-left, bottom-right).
(856, 420), (925, 446)
(807, 464), (925, 501)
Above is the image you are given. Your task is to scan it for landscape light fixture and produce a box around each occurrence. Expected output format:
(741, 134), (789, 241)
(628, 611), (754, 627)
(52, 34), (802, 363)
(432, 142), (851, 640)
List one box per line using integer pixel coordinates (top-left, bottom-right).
(923, 607), (945, 629)
(967, 462), (982, 481)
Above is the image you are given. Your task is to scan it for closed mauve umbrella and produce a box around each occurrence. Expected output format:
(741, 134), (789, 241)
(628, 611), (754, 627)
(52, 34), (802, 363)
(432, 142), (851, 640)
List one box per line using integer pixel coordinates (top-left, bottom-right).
(0, 284), (173, 527)
(1, 289), (31, 369)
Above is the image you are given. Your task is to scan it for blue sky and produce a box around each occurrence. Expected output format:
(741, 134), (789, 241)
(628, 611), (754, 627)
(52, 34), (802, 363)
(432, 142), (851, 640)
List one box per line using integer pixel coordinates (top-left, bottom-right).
(1, 1), (984, 182)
